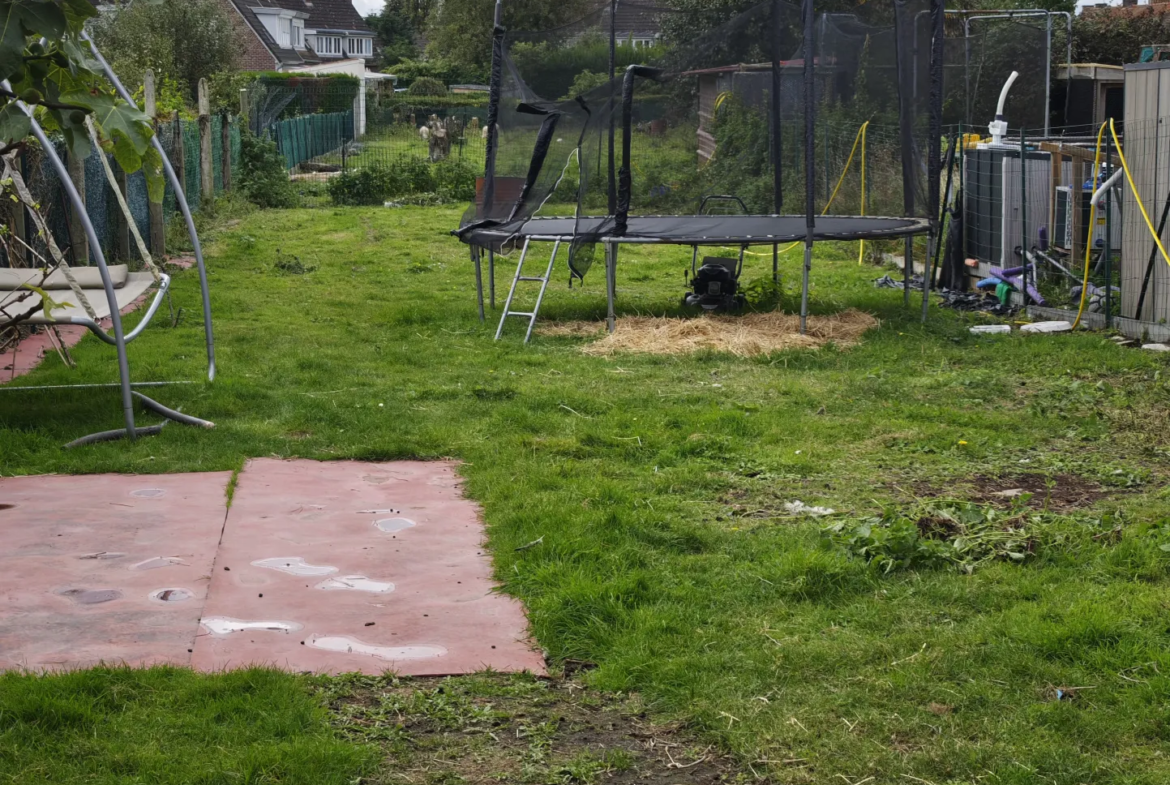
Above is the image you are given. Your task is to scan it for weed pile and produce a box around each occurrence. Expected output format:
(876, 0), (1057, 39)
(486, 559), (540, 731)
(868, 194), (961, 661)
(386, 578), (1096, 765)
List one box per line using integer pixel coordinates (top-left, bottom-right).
(824, 497), (1127, 574)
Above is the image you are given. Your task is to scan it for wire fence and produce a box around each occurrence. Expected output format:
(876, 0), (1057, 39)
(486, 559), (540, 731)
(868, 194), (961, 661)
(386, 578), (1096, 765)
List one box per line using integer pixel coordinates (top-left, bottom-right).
(2, 115), (241, 270)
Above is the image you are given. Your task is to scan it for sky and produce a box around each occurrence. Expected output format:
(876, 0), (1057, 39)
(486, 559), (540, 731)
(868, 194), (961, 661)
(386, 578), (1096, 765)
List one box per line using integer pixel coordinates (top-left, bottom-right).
(352, 0), (382, 16)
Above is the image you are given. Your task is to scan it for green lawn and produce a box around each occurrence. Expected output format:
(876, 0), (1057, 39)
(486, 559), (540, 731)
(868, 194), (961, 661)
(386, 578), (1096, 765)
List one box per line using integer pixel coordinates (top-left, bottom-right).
(3, 204), (1170, 784)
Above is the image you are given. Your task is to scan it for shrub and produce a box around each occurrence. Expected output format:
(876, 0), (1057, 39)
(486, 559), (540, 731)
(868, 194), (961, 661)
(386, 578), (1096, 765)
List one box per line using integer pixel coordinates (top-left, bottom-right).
(432, 158), (477, 202)
(327, 157), (478, 206)
(238, 131), (297, 209)
(407, 77), (448, 97)
(328, 165), (401, 206)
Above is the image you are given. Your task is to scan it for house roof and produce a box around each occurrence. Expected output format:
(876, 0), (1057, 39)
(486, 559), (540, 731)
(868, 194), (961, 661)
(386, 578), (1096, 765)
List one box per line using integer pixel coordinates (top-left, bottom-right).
(228, 0), (372, 69)
(594, 0), (663, 37)
(254, 0), (372, 33)
(225, 0), (311, 66)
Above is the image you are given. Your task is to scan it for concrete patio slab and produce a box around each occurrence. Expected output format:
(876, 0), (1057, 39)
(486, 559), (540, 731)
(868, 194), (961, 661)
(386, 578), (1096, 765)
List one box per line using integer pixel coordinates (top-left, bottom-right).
(0, 472), (231, 672)
(191, 459), (545, 676)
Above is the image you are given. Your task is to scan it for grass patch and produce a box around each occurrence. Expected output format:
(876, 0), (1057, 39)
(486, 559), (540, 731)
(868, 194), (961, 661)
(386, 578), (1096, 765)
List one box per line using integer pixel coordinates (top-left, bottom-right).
(0, 667), (375, 784)
(3, 205), (1170, 783)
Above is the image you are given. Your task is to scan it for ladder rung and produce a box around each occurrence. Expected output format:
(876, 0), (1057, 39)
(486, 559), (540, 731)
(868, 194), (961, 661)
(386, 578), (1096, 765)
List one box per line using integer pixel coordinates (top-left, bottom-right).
(518, 276), (547, 282)
(506, 311), (535, 318)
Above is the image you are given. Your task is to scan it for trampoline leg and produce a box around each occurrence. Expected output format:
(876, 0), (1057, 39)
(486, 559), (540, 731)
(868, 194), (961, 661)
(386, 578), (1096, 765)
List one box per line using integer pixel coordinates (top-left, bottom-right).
(772, 243), (779, 285)
(800, 241), (812, 335)
(473, 247), (485, 322)
(921, 228), (933, 323)
(489, 250), (496, 309)
(903, 236), (913, 307)
(606, 242), (617, 334)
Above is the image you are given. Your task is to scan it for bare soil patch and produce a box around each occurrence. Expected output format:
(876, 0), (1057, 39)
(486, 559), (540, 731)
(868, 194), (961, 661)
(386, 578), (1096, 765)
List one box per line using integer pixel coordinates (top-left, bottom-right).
(318, 672), (753, 784)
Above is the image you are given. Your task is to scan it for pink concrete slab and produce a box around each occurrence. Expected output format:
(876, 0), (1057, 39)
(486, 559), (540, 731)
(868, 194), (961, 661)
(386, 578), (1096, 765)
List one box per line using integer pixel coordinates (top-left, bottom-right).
(191, 459), (546, 676)
(0, 472), (231, 672)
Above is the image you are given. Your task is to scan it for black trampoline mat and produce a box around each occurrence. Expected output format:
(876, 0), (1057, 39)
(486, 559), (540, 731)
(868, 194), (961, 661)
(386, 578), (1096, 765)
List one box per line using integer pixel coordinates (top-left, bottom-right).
(461, 214), (930, 246)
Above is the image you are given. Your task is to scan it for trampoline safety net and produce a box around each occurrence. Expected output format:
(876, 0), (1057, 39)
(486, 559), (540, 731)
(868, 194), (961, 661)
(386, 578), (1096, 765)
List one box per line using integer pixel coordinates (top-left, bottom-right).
(459, 0), (943, 281)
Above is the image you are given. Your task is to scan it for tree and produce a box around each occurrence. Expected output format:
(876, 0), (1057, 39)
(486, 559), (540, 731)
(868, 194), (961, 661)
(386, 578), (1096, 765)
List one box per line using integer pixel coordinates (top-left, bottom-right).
(0, 0), (158, 178)
(425, 0), (591, 78)
(386, 0), (437, 31)
(1073, 6), (1170, 66)
(366, 2), (418, 69)
(89, 0), (245, 103)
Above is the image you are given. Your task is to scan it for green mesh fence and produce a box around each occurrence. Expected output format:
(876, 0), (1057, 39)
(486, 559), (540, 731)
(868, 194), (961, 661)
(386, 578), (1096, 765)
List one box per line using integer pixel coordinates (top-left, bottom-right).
(1, 116), (242, 269)
(269, 110), (354, 169)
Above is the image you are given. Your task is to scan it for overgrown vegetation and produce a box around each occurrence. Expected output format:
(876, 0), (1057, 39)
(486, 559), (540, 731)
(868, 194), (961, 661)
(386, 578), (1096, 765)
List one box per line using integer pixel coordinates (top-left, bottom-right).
(327, 158), (476, 206)
(89, 0), (244, 103)
(238, 130), (297, 209)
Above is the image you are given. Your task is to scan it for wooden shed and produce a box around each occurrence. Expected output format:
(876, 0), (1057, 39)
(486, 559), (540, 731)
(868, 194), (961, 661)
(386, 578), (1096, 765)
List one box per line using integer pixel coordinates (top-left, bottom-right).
(1121, 62), (1170, 323)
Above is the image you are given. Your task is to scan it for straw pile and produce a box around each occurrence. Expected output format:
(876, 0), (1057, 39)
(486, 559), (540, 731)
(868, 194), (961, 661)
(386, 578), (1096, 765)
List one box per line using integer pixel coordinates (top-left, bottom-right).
(539, 309), (879, 357)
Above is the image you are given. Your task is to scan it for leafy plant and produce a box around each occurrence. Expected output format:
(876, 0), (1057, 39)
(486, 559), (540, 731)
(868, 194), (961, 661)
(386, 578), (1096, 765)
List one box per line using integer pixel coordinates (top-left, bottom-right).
(823, 499), (1115, 574)
(0, 0), (161, 193)
(238, 130), (297, 209)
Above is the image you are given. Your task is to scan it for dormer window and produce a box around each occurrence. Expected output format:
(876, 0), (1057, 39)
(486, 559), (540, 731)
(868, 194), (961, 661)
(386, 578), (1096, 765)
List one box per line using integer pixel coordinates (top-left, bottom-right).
(278, 16), (292, 47)
(293, 19), (305, 49)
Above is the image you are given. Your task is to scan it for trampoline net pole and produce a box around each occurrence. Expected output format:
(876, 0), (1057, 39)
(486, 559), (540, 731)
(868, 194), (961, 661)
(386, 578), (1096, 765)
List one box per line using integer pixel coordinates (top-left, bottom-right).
(801, 0), (815, 335)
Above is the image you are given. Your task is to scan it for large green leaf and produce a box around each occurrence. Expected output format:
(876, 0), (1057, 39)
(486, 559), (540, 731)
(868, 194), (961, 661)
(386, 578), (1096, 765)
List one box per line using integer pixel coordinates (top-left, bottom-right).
(16, 1), (66, 40)
(59, 89), (153, 171)
(0, 99), (29, 144)
(0, 2), (28, 79)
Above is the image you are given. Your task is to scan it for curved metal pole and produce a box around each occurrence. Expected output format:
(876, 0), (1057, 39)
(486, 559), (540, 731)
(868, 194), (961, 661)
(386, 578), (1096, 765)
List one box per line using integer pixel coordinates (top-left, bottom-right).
(5, 81), (136, 437)
(82, 32), (216, 382)
(39, 274), (173, 346)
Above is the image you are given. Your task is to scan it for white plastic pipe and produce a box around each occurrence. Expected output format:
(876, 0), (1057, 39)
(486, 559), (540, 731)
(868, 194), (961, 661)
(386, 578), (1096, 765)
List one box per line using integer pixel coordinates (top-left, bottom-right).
(996, 71), (1020, 119)
(988, 71), (1019, 147)
(1091, 168), (1123, 207)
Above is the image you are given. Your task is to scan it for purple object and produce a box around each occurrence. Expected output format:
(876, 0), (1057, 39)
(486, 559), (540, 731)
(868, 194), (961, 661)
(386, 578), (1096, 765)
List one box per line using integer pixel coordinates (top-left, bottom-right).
(990, 264), (1046, 306)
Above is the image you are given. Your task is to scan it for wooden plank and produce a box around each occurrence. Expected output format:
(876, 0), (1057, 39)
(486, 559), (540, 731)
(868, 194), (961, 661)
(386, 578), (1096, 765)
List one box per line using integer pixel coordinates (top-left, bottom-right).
(66, 150), (88, 265)
(220, 112), (232, 192)
(114, 161), (130, 261)
(145, 70), (165, 258)
(172, 110), (186, 199)
(198, 78), (214, 202)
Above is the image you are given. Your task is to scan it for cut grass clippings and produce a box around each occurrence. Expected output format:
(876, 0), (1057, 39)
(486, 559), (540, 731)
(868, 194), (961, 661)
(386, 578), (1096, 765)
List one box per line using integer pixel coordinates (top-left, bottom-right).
(539, 309), (879, 356)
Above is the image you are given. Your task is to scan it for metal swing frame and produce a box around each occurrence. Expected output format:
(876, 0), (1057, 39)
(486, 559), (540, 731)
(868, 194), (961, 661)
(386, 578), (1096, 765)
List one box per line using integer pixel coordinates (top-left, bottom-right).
(0, 34), (216, 448)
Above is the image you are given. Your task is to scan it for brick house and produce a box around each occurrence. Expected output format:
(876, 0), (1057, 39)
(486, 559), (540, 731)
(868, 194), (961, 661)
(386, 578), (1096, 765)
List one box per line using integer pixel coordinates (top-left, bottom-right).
(221, 0), (376, 72)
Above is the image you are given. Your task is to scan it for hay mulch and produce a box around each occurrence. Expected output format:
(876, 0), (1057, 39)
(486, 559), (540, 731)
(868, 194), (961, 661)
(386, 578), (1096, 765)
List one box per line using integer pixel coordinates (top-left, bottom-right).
(537, 309), (880, 357)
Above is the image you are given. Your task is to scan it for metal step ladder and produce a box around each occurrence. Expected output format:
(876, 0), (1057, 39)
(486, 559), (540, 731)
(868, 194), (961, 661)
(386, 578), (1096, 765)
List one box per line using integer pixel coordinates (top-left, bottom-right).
(495, 238), (561, 343)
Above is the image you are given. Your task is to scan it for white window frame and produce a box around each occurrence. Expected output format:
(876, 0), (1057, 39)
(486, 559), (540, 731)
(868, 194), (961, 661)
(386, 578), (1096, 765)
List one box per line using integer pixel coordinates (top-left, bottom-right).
(293, 20), (304, 49)
(278, 16), (292, 48)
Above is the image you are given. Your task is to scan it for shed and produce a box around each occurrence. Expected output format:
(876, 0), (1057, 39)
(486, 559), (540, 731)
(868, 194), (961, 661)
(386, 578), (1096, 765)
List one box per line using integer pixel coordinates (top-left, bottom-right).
(1055, 64), (1124, 130)
(1121, 61), (1170, 323)
(687, 62), (829, 162)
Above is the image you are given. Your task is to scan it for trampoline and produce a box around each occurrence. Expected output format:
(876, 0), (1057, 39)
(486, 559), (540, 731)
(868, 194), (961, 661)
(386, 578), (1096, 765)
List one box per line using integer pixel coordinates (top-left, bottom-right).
(458, 0), (946, 341)
(460, 215), (931, 247)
